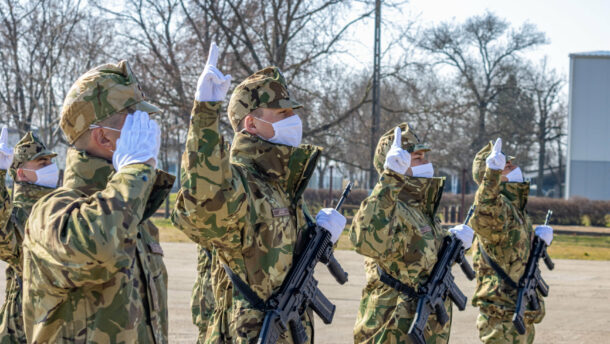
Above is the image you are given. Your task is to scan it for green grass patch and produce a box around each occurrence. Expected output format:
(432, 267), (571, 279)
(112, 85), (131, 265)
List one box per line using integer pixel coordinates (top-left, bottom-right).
(548, 234), (610, 260)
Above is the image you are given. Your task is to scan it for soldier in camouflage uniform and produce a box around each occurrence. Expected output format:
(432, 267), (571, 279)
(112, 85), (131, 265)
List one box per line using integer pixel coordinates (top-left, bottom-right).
(172, 43), (346, 343)
(350, 124), (473, 344)
(0, 129), (58, 343)
(470, 138), (554, 344)
(22, 61), (174, 343)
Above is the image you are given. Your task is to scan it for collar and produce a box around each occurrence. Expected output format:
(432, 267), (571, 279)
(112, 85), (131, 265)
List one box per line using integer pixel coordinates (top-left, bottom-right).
(398, 176), (445, 217)
(62, 148), (115, 195)
(500, 181), (529, 211)
(230, 131), (321, 201)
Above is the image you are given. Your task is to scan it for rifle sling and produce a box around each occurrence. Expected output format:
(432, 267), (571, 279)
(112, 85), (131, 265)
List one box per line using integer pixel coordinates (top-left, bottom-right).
(222, 264), (267, 312)
(478, 243), (519, 289)
(377, 265), (419, 299)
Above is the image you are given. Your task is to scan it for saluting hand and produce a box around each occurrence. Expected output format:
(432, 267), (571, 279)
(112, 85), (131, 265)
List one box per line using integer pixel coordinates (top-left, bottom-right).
(384, 126), (411, 174)
(486, 138), (506, 171)
(0, 127), (14, 170)
(195, 42), (232, 102)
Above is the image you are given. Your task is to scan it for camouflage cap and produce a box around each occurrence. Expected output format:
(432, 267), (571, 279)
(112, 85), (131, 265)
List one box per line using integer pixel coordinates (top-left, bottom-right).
(227, 66), (302, 131)
(472, 141), (493, 185)
(373, 123), (429, 174)
(10, 132), (57, 171)
(60, 60), (160, 144)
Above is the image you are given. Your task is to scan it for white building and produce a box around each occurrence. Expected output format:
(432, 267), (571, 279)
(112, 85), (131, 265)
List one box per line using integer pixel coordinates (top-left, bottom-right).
(566, 51), (610, 200)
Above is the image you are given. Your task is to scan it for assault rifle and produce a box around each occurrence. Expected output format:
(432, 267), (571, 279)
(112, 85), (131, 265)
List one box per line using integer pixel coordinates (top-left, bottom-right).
(408, 205), (477, 344)
(512, 210), (554, 334)
(257, 182), (352, 344)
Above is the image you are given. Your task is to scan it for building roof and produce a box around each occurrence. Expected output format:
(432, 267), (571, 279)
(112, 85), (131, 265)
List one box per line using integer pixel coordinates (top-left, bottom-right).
(570, 51), (610, 59)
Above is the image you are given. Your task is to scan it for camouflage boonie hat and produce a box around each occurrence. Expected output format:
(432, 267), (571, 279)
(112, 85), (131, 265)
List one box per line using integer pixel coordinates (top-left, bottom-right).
(60, 60), (160, 144)
(227, 66), (303, 131)
(373, 123), (429, 174)
(10, 132), (57, 172)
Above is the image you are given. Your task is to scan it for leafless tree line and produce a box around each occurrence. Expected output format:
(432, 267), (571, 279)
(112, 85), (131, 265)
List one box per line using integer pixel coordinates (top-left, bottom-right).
(0, 1), (566, 196)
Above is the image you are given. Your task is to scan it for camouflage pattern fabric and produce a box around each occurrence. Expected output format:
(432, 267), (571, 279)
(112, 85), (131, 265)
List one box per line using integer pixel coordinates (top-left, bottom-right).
(0, 177), (53, 344)
(469, 142), (544, 343)
(9, 132), (56, 173)
(172, 100), (320, 343)
(191, 246), (215, 343)
(476, 312), (535, 344)
(22, 148), (174, 343)
(349, 124), (451, 344)
(227, 66), (303, 131)
(60, 60), (160, 144)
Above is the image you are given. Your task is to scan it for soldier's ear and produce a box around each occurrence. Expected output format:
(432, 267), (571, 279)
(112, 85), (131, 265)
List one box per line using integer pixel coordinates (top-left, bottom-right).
(242, 115), (259, 135)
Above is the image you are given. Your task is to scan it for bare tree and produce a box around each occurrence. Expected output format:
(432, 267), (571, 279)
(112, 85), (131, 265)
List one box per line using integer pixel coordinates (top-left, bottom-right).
(414, 11), (547, 154)
(525, 58), (565, 196)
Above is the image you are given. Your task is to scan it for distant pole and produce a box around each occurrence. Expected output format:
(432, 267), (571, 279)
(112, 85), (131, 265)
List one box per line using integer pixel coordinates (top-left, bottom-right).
(328, 165), (334, 206)
(368, 0), (382, 189)
(460, 167), (466, 222)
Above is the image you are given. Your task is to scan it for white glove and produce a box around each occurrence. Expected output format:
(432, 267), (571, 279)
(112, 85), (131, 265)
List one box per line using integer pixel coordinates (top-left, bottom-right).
(384, 127), (411, 174)
(448, 224), (474, 250)
(535, 225), (553, 246)
(195, 42), (232, 102)
(316, 208), (346, 244)
(486, 138), (506, 171)
(0, 127), (14, 170)
(113, 111), (161, 171)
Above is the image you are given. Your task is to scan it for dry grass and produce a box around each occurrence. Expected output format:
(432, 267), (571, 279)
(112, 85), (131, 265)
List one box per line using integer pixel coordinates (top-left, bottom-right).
(153, 217), (610, 261)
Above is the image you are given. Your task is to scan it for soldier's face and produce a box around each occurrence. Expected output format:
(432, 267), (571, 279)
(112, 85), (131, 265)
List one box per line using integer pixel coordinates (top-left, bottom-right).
(246, 108), (295, 139)
(90, 113), (127, 160)
(501, 161), (518, 181)
(18, 156), (52, 182)
(406, 151), (428, 176)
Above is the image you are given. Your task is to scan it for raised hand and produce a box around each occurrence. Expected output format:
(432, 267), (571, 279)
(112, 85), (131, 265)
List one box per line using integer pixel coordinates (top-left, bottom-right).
(383, 127), (411, 174)
(486, 138), (506, 171)
(0, 127), (14, 170)
(195, 42), (232, 102)
(112, 111), (161, 171)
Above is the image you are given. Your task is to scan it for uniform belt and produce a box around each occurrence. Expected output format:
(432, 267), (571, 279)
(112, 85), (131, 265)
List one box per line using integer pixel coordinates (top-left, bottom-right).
(376, 265), (419, 299)
(222, 264), (267, 312)
(478, 243), (518, 289)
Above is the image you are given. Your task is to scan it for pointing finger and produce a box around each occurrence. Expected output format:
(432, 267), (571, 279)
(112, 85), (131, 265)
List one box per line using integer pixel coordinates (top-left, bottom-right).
(206, 42), (219, 68)
(392, 127), (402, 148)
(493, 138), (502, 153)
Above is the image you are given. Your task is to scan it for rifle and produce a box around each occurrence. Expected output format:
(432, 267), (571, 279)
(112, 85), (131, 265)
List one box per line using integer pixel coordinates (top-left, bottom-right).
(257, 182), (352, 344)
(512, 210), (554, 334)
(408, 205), (477, 344)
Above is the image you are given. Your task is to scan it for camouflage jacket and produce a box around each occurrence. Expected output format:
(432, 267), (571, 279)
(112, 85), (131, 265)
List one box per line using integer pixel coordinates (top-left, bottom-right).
(350, 169), (452, 343)
(470, 145), (544, 321)
(22, 149), (174, 343)
(172, 101), (320, 343)
(191, 245), (215, 337)
(0, 171), (54, 343)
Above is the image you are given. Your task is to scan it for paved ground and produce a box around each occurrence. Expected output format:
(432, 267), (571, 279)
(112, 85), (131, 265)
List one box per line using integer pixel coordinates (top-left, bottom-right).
(2, 242), (609, 343)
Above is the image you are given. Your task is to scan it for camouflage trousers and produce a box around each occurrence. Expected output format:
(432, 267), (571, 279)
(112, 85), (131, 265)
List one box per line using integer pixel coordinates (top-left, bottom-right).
(354, 284), (452, 344)
(476, 312), (534, 344)
(192, 247), (215, 344)
(0, 269), (26, 344)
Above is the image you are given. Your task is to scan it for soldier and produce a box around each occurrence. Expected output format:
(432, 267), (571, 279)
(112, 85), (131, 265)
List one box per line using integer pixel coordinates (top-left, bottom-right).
(470, 138), (553, 344)
(172, 43), (346, 343)
(22, 61), (175, 343)
(0, 129), (58, 343)
(350, 124), (473, 344)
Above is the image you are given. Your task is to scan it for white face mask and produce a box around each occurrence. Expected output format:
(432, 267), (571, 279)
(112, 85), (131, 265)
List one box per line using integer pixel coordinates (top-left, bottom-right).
(410, 162), (434, 178)
(506, 166), (524, 183)
(22, 163), (59, 188)
(256, 115), (303, 147)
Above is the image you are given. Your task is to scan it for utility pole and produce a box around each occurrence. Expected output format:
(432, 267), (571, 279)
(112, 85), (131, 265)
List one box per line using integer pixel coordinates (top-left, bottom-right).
(369, 0), (382, 189)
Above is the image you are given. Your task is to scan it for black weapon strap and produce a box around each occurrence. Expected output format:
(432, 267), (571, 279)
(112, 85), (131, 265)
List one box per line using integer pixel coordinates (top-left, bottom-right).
(222, 264), (267, 312)
(478, 243), (518, 289)
(377, 265), (419, 299)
